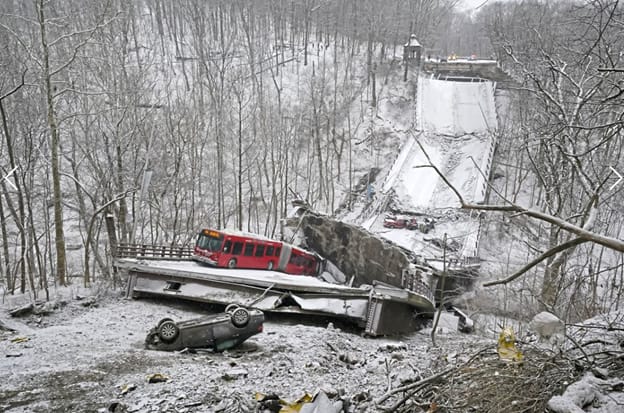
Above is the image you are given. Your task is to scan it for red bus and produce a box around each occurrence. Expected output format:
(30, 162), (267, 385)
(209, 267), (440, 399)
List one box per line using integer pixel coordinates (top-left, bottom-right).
(193, 229), (321, 276)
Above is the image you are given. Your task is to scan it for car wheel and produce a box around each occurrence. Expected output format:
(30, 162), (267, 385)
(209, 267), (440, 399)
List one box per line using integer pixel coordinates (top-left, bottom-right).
(231, 307), (250, 328)
(157, 317), (174, 327)
(227, 258), (237, 269)
(158, 320), (180, 343)
(224, 304), (239, 313)
(267, 261), (274, 270)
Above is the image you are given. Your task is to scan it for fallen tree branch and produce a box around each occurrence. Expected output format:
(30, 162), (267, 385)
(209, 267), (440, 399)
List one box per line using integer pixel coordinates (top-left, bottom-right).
(456, 202), (624, 252)
(413, 139), (624, 262)
(483, 237), (589, 286)
(376, 347), (492, 410)
(414, 139), (466, 205)
(375, 365), (457, 409)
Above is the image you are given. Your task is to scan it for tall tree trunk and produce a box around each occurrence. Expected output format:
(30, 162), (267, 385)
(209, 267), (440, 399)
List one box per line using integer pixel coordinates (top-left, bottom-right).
(116, 144), (129, 243)
(237, 95), (243, 230)
(0, 193), (10, 292)
(37, 0), (67, 286)
(1, 90), (28, 294)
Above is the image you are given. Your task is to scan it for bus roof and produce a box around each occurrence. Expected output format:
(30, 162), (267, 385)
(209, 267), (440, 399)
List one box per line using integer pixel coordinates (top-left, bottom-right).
(199, 228), (321, 258)
(201, 228), (279, 243)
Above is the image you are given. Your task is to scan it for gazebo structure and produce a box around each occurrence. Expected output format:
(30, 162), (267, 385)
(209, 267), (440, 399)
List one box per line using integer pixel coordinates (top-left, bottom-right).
(403, 34), (422, 63)
(403, 34), (422, 80)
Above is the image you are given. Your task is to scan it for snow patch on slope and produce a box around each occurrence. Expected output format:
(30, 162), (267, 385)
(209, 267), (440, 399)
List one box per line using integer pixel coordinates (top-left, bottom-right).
(383, 78), (498, 211)
(367, 76), (499, 260)
(421, 78), (497, 135)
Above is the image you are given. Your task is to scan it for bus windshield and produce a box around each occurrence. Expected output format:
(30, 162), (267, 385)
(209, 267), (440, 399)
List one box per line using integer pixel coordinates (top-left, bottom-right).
(197, 234), (224, 252)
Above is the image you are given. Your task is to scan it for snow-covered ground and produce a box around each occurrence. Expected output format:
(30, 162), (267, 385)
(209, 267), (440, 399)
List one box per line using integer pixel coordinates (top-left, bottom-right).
(3, 291), (622, 413)
(0, 291), (483, 412)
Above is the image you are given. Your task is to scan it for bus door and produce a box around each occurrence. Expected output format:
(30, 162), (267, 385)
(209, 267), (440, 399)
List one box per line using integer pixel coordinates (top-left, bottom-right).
(314, 257), (324, 276)
(240, 241), (256, 268)
(277, 244), (291, 272)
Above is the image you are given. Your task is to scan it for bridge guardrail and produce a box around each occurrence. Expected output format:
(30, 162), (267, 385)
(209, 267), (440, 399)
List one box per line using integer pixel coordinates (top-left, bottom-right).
(116, 243), (193, 260)
(401, 268), (436, 304)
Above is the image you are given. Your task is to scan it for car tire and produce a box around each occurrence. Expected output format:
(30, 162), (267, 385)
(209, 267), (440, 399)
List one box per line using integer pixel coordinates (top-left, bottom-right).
(145, 330), (159, 348)
(224, 304), (239, 313)
(227, 258), (237, 269)
(158, 320), (180, 343)
(230, 307), (250, 328)
(267, 261), (274, 270)
(157, 317), (174, 328)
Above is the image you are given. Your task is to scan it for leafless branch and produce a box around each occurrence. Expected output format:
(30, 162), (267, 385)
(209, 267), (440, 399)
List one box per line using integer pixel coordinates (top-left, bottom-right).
(483, 237), (589, 287)
(413, 137), (465, 205)
(0, 70), (26, 101)
(416, 142), (624, 257)
(598, 67), (624, 72)
(49, 11), (122, 78)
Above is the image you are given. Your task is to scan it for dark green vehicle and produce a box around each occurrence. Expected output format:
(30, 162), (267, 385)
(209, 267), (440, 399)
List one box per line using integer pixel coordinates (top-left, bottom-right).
(145, 305), (264, 352)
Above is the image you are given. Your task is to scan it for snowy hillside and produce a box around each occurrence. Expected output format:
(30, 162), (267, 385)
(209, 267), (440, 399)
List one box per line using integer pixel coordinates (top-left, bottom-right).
(352, 76), (497, 263)
(386, 77), (496, 209)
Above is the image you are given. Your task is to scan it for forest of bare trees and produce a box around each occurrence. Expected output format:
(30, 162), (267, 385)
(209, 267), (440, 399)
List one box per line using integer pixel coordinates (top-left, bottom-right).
(0, 0), (458, 295)
(0, 0), (623, 326)
(469, 0), (624, 320)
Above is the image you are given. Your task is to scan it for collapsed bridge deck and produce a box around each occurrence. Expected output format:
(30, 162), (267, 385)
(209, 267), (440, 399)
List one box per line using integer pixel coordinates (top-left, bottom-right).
(116, 250), (435, 336)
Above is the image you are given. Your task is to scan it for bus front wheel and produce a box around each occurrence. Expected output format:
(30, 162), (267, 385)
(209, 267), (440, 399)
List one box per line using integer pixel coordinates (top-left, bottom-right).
(227, 259), (237, 269)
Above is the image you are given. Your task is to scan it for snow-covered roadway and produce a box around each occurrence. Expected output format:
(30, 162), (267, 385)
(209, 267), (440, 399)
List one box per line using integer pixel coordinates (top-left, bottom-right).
(385, 77), (497, 210)
(419, 77), (497, 135)
(375, 77), (498, 259)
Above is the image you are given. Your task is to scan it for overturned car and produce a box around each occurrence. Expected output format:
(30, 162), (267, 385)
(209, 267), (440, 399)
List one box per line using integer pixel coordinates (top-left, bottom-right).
(145, 305), (264, 352)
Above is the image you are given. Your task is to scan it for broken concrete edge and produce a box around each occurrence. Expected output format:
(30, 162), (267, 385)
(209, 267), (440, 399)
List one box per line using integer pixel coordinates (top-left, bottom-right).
(118, 261), (436, 336)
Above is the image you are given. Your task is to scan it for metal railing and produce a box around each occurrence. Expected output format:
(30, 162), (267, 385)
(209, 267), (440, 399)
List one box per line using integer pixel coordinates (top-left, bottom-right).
(401, 268), (436, 303)
(116, 243), (193, 260)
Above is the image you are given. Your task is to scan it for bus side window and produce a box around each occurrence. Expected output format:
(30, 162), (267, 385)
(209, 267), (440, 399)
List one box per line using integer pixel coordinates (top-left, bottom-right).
(275, 247), (281, 257)
(223, 240), (232, 252)
(244, 243), (255, 256)
(255, 245), (265, 257)
(232, 242), (243, 255)
(266, 245), (274, 256)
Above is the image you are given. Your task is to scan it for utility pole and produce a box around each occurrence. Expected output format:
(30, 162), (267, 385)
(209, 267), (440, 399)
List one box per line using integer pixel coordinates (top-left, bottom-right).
(431, 233), (448, 347)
